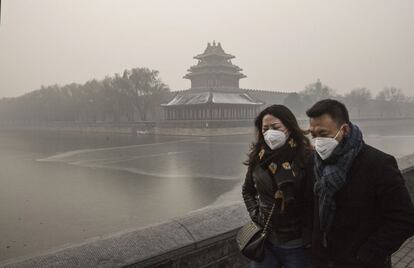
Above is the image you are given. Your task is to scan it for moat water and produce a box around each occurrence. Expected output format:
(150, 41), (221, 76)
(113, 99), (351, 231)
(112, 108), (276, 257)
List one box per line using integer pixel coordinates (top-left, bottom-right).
(1, 118), (414, 261)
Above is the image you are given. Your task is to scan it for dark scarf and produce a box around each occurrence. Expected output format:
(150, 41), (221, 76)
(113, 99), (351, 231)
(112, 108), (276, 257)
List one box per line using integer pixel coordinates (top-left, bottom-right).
(258, 138), (298, 212)
(258, 138), (297, 169)
(314, 122), (364, 235)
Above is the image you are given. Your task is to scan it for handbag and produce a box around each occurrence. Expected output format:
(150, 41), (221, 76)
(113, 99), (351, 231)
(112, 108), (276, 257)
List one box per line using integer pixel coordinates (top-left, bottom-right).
(236, 198), (277, 261)
(237, 162), (288, 261)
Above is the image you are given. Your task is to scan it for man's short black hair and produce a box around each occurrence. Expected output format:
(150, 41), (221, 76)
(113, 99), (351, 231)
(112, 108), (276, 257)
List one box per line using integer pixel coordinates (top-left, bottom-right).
(306, 99), (350, 126)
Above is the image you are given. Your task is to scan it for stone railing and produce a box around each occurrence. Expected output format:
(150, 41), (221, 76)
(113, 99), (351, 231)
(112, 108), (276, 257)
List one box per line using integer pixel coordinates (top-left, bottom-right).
(0, 202), (251, 268)
(1, 154), (414, 268)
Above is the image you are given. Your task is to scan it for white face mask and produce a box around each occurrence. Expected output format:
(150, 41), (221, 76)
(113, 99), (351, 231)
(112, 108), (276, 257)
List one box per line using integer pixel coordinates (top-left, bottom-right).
(314, 127), (343, 160)
(263, 129), (287, 150)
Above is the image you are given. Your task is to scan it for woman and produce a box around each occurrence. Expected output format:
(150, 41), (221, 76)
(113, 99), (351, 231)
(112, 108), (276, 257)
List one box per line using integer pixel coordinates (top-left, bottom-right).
(242, 104), (314, 268)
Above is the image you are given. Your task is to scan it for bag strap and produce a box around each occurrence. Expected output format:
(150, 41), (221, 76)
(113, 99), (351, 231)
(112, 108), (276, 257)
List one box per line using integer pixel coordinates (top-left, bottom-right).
(261, 164), (281, 234)
(262, 201), (276, 234)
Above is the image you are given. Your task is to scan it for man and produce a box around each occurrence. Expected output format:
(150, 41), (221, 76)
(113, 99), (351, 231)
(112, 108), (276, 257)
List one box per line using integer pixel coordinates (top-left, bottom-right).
(306, 99), (414, 268)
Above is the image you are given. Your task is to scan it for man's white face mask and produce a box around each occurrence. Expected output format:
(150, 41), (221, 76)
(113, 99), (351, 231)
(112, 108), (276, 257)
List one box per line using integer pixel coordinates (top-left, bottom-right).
(263, 129), (287, 150)
(314, 127), (343, 160)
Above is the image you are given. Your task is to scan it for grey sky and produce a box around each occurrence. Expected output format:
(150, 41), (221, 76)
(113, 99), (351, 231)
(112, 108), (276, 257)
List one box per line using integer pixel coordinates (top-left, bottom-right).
(0, 0), (413, 98)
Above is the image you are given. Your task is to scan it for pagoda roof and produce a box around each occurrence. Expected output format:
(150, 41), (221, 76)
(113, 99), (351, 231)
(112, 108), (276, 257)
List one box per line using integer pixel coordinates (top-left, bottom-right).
(194, 41), (235, 60)
(183, 70), (246, 79)
(161, 91), (263, 107)
(212, 92), (261, 105)
(188, 61), (243, 71)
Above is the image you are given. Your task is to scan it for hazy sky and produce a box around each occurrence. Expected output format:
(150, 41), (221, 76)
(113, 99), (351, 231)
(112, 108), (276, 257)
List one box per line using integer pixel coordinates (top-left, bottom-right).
(0, 0), (413, 98)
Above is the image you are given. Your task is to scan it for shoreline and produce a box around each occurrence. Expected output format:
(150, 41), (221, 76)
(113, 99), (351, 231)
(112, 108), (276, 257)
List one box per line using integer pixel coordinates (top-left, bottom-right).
(1, 117), (414, 136)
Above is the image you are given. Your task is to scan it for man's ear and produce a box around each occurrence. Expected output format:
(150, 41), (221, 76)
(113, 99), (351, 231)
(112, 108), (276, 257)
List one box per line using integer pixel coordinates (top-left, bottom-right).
(343, 123), (351, 136)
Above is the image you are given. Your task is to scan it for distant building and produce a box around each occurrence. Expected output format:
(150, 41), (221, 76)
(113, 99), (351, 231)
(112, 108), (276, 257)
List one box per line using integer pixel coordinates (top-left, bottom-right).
(161, 42), (281, 121)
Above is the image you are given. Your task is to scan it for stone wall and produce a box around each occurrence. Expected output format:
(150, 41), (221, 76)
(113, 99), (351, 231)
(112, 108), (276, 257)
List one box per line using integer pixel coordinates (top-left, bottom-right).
(154, 120), (255, 136)
(1, 155), (414, 268)
(2, 118), (414, 137)
(153, 127), (254, 136)
(0, 122), (156, 135)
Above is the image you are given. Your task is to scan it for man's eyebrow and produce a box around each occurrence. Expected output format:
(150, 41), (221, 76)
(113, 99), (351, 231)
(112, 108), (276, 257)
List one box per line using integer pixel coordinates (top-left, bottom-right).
(309, 127), (326, 134)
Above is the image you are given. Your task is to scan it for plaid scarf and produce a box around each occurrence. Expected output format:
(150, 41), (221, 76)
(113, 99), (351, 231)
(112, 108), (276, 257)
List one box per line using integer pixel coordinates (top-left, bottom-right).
(314, 122), (364, 234)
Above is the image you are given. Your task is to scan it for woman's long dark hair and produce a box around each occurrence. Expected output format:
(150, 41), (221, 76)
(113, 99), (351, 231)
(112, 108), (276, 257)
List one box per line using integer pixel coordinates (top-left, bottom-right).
(244, 104), (312, 168)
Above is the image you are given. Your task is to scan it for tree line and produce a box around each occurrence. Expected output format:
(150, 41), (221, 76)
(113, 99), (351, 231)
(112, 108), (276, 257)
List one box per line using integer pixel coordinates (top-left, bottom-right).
(283, 79), (414, 119)
(0, 68), (170, 123)
(0, 72), (413, 124)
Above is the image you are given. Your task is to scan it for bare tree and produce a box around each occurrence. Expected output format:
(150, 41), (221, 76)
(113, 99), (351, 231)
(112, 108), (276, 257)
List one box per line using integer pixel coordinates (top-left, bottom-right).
(301, 79), (335, 102)
(344, 88), (372, 117)
(120, 68), (170, 121)
(376, 87), (406, 117)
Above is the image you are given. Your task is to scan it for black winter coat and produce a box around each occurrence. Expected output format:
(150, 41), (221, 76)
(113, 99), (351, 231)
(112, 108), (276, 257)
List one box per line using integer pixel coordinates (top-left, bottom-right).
(312, 144), (414, 268)
(242, 155), (315, 245)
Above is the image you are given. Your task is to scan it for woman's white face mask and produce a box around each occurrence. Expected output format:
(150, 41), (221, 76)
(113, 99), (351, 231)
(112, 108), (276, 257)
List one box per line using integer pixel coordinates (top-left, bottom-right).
(314, 127), (343, 160)
(263, 129), (287, 150)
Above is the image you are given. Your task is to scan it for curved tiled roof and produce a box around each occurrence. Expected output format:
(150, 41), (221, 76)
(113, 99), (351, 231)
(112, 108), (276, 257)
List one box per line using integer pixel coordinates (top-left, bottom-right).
(161, 91), (263, 106)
